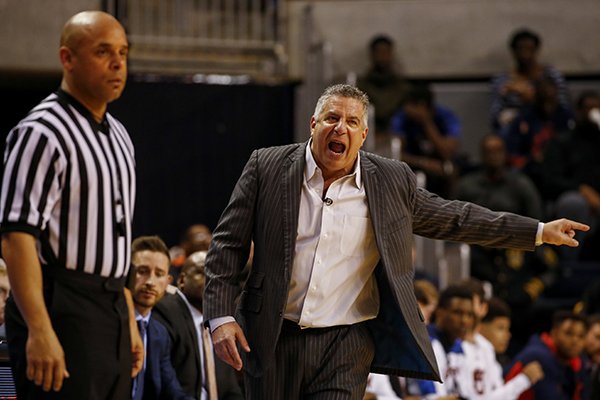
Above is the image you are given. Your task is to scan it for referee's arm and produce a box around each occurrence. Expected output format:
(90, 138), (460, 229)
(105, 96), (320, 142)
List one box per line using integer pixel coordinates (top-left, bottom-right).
(1, 232), (70, 392)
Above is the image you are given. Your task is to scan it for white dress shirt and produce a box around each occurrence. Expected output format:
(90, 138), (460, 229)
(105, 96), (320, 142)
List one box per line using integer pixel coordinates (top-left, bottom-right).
(283, 142), (381, 327)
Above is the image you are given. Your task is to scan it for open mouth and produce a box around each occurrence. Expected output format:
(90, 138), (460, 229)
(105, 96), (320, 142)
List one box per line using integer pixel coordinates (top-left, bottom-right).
(328, 141), (346, 154)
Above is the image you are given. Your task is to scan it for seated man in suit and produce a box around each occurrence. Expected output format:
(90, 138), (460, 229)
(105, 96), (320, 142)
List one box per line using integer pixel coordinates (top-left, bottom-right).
(153, 251), (243, 400)
(131, 236), (195, 400)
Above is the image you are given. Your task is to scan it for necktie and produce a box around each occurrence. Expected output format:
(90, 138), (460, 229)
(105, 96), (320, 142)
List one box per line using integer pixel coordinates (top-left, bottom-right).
(201, 326), (218, 400)
(133, 320), (147, 400)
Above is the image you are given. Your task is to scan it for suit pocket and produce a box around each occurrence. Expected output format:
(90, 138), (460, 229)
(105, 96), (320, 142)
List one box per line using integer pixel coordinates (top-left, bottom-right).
(245, 272), (265, 289)
(239, 291), (263, 313)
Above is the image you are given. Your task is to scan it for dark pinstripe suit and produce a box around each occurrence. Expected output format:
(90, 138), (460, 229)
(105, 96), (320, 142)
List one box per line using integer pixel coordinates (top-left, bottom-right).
(204, 142), (538, 388)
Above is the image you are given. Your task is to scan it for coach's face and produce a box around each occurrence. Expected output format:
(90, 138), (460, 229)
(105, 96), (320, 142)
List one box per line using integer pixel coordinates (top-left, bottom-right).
(310, 96), (368, 182)
(132, 250), (172, 315)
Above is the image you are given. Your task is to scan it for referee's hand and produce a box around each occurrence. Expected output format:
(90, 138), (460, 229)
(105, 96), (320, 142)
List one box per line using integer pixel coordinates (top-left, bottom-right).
(131, 323), (144, 377)
(26, 327), (70, 392)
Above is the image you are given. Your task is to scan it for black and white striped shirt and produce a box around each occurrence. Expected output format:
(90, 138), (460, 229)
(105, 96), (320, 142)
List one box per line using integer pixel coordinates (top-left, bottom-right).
(0, 89), (136, 278)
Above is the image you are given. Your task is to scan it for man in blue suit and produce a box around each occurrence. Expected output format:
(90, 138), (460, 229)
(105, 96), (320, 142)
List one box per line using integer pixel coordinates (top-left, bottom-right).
(131, 236), (195, 400)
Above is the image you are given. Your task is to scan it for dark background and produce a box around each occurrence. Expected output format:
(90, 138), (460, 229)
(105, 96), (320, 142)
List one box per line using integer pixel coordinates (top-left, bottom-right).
(0, 72), (296, 246)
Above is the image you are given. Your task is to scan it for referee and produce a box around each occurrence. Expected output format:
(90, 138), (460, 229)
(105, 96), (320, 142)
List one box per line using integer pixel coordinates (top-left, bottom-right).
(0, 11), (142, 399)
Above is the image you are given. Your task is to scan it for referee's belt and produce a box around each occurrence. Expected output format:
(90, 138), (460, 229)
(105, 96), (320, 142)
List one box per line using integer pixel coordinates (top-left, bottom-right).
(41, 264), (126, 292)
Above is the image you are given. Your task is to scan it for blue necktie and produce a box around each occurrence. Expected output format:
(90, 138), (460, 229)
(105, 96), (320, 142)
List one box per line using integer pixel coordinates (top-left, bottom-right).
(132, 320), (147, 400)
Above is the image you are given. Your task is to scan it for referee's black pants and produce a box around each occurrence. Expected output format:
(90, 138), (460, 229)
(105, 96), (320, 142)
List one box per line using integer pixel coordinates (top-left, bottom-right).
(5, 266), (132, 399)
(244, 319), (375, 400)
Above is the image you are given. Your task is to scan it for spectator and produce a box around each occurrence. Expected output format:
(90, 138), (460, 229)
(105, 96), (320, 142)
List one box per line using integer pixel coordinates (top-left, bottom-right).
(169, 224), (213, 279)
(391, 83), (461, 197)
(153, 251), (244, 400)
(480, 297), (514, 368)
(490, 28), (571, 133)
(456, 134), (543, 220)
(585, 314), (600, 400)
(130, 236), (194, 400)
(407, 285), (474, 398)
(458, 279), (544, 399)
(415, 279), (439, 325)
(506, 310), (590, 400)
(357, 34), (410, 143)
(543, 90), (600, 261)
(502, 77), (573, 189)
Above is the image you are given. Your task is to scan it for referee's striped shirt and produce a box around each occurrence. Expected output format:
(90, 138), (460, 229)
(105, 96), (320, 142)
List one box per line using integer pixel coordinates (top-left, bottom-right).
(0, 89), (136, 279)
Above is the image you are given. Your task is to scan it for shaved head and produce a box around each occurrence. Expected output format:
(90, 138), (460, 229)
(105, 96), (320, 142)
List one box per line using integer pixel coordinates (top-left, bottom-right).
(60, 11), (124, 51)
(58, 10), (129, 120)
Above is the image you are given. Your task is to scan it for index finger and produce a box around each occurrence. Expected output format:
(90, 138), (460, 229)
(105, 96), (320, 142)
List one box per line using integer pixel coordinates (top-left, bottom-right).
(567, 221), (590, 232)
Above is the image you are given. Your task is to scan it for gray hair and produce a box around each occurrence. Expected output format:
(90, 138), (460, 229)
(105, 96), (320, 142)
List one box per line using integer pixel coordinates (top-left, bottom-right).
(313, 84), (370, 128)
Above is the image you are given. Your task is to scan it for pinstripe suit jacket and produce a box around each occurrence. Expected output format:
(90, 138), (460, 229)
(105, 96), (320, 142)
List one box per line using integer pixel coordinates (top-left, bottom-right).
(204, 142), (538, 381)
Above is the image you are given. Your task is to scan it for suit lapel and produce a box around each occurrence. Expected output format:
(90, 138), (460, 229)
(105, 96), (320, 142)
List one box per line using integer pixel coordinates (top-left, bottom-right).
(361, 153), (384, 251)
(281, 143), (305, 280)
(175, 294), (202, 369)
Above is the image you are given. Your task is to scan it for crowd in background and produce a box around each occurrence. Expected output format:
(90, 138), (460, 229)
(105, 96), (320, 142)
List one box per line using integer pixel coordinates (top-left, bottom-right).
(355, 27), (600, 399)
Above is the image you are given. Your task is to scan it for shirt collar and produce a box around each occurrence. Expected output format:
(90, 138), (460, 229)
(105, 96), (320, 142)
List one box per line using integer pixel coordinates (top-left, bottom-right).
(135, 310), (152, 324)
(55, 88), (110, 135)
(304, 140), (362, 189)
(176, 288), (204, 322)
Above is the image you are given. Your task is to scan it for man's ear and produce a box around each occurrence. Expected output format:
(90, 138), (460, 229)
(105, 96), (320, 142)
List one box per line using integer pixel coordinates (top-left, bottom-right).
(176, 273), (185, 289)
(59, 46), (73, 70)
(309, 115), (317, 136)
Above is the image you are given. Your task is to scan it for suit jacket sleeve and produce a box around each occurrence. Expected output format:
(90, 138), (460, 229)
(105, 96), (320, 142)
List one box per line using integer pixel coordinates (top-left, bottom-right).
(412, 184), (538, 250)
(204, 150), (259, 320)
